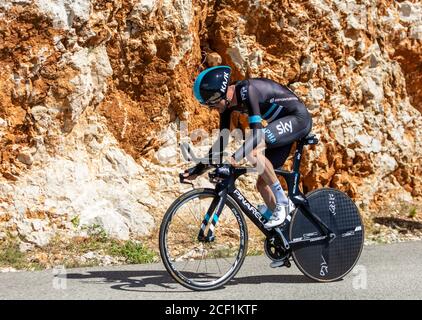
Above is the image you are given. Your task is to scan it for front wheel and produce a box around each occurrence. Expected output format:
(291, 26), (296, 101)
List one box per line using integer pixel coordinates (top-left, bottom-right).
(289, 188), (364, 282)
(159, 188), (248, 291)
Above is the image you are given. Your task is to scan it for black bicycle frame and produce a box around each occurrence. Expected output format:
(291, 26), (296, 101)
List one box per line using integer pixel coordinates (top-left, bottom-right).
(201, 138), (335, 246)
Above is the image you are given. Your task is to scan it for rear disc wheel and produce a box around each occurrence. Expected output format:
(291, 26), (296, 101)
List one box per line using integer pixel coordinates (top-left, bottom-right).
(289, 188), (364, 282)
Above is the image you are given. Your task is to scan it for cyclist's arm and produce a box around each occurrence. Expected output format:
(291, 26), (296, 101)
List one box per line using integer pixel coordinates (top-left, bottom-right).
(232, 83), (264, 162)
(206, 108), (231, 164)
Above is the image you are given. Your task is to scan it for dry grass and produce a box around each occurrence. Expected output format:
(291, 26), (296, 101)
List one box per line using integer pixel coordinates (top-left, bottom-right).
(0, 226), (157, 270)
(364, 200), (422, 243)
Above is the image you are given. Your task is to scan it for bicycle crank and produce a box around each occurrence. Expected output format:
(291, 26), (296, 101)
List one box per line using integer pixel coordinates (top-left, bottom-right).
(264, 236), (290, 263)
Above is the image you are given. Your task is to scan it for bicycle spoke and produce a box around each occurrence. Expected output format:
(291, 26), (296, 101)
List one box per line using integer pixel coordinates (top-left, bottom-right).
(204, 253), (208, 274)
(175, 213), (195, 229)
(181, 259), (190, 273)
(196, 248), (205, 273)
(187, 203), (201, 225)
(213, 251), (222, 274)
(222, 256), (234, 267)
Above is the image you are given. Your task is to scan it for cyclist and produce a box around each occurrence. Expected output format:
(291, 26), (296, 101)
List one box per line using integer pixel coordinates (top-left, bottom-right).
(184, 65), (312, 231)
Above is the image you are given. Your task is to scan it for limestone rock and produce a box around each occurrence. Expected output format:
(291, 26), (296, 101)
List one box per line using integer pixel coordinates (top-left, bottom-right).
(361, 77), (384, 103)
(0, 117), (7, 127)
(17, 150), (34, 166)
(0, 0), (421, 248)
(35, 0), (91, 29)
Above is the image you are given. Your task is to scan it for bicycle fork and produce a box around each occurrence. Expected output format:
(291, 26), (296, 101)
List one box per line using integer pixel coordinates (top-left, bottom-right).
(197, 190), (228, 242)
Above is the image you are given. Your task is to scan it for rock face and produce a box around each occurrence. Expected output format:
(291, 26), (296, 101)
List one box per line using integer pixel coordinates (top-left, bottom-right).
(0, 0), (421, 246)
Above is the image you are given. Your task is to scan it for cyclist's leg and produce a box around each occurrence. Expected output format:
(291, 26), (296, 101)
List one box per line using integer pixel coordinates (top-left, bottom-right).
(262, 113), (312, 194)
(256, 144), (293, 210)
(265, 144), (293, 169)
(246, 143), (280, 210)
(260, 109), (312, 228)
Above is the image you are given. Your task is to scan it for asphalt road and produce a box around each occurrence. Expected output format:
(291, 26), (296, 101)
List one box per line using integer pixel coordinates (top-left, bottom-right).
(0, 241), (421, 300)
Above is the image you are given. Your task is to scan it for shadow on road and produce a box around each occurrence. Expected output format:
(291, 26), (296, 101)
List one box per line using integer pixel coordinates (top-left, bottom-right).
(65, 270), (314, 293)
(66, 270), (184, 292)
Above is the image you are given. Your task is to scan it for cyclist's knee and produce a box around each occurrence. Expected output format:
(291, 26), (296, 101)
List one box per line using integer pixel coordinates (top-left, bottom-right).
(246, 150), (259, 165)
(246, 154), (256, 165)
(247, 147), (266, 166)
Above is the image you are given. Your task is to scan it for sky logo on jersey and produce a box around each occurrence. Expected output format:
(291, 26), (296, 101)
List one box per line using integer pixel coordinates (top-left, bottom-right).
(220, 72), (230, 93)
(240, 86), (248, 100)
(276, 120), (293, 135)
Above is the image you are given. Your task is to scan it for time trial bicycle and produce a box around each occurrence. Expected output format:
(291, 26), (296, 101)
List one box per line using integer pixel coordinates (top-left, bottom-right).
(159, 133), (364, 291)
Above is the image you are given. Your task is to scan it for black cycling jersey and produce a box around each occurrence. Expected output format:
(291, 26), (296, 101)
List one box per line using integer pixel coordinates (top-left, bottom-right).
(207, 78), (312, 164)
(232, 78), (305, 120)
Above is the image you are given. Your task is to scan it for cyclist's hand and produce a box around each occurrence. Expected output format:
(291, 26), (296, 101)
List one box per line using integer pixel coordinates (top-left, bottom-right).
(181, 172), (198, 180)
(181, 163), (206, 181)
(229, 157), (238, 167)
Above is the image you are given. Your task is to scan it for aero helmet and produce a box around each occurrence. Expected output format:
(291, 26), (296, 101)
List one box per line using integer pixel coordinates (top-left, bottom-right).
(193, 66), (232, 106)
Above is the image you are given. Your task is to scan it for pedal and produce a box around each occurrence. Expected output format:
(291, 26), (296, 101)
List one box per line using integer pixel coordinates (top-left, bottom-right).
(270, 260), (285, 268)
(270, 258), (291, 269)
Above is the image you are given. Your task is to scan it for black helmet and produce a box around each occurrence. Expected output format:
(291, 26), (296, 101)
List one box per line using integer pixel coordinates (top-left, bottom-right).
(193, 66), (231, 106)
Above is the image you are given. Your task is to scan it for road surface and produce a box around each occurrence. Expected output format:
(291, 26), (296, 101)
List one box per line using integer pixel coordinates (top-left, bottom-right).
(0, 241), (421, 299)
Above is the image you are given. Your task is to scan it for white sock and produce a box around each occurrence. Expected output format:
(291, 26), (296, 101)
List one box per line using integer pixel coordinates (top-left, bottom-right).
(270, 181), (289, 206)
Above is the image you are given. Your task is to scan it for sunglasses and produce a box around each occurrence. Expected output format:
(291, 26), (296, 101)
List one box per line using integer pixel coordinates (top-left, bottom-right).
(206, 97), (224, 107)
